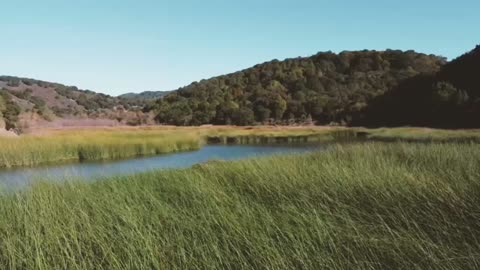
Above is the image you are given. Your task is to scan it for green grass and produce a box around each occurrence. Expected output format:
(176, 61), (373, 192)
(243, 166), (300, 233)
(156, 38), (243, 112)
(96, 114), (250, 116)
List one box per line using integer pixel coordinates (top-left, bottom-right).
(1, 126), (479, 168)
(0, 126), (342, 168)
(203, 126), (480, 145)
(364, 127), (480, 142)
(0, 129), (201, 168)
(0, 142), (479, 269)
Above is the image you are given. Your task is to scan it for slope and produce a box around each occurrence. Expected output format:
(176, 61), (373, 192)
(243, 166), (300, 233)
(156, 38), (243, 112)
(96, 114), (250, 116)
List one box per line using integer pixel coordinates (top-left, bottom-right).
(150, 50), (445, 126)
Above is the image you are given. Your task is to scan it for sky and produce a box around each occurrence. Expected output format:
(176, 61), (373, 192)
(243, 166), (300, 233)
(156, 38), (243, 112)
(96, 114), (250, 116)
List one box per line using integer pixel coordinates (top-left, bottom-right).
(0, 0), (479, 96)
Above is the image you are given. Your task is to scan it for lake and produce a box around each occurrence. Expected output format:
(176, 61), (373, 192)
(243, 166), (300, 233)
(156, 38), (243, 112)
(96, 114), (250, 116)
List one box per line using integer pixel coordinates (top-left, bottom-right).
(0, 144), (320, 190)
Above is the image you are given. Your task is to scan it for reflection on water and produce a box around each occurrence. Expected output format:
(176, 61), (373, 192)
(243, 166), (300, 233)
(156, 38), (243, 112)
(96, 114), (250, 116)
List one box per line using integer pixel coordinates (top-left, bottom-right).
(0, 145), (320, 190)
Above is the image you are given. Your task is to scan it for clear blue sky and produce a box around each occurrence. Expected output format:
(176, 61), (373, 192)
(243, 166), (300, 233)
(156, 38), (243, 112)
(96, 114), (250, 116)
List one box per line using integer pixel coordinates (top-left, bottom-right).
(1, 0), (478, 96)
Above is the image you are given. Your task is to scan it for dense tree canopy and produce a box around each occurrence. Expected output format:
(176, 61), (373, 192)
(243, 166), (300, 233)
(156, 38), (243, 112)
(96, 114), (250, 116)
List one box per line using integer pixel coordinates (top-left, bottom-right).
(151, 50), (445, 125)
(358, 45), (480, 128)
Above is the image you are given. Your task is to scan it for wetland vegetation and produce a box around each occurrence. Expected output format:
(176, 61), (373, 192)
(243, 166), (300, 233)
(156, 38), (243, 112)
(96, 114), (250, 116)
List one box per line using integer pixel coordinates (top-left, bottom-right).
(0, 127), (479, 269)
(1, 126), (479, 168)
(0, 142), (478, 269)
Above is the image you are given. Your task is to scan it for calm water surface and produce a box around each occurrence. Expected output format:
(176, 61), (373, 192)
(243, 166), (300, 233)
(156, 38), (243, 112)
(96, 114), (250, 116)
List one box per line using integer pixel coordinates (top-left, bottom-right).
(0, 145), (320, 190)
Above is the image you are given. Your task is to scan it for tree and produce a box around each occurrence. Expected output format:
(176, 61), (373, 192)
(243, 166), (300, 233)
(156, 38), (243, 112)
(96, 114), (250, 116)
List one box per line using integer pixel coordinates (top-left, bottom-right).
(433, 82), (469, 106)
(271, 95), (287, 120)
(231, 107), (255, 125)
(151, 50), (445, 126)
(0, 91), (21, 129)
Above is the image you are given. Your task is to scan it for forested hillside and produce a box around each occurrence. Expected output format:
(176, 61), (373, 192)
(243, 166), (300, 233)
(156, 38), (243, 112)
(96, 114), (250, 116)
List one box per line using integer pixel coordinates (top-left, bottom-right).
(3, 46), (479, 130)
(359, 46), (480, 128)
(119, 91), (172, 106)
(151, 50), (445, 125)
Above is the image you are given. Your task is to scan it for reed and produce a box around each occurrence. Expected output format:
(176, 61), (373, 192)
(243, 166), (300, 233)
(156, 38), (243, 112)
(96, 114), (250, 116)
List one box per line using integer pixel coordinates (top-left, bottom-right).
(0, 142), (478, 269)
(0, 129), (201, 168)
(0, 126), (479, 168)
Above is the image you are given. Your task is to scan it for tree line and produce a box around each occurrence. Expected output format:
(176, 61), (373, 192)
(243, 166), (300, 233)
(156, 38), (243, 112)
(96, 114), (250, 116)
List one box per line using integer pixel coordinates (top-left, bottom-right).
(358, 45), (480, 128)
(150, 50), (445, 126)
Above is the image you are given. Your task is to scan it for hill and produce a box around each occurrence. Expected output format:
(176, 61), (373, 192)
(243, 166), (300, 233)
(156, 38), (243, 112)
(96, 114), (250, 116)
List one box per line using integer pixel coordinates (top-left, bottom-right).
(150, 50), (445, 125)
(4, 46), (478, 130)
(0, 76), (153, 130)
(359, 45), (480, 128)
(118, 90), (172, 106)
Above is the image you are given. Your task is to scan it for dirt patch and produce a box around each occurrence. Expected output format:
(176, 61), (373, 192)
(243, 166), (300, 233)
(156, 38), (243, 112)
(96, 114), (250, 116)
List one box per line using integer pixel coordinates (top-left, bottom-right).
(0, 128), (19, 137)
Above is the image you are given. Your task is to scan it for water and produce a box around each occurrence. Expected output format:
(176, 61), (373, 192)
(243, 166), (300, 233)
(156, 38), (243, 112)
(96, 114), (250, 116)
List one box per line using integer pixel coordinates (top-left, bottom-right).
(0, 145), (320, 190)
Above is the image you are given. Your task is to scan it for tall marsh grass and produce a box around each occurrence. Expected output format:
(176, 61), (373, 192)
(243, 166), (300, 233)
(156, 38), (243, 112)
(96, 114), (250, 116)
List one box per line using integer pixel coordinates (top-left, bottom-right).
(1, 126), (478, 168)
(0, 129), (201, 168)
(364, 127), (480, 142)
(0, 143), (479, 269)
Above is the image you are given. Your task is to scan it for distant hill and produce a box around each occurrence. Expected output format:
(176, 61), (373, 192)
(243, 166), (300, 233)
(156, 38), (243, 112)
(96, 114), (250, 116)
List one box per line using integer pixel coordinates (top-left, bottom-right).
(4, 46), (478, 130)
(0, 76), (153, 130)
(150, 50), (445, 125)
(119, 90), (172, 105)
(359, 45), (480, 128)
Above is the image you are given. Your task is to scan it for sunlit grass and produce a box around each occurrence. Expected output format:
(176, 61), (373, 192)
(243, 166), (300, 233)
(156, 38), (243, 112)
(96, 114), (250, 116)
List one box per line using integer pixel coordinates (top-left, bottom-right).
(0, 126), (348, 168)
(0, 142), (479, 269)
(0, 129), (201, 168)
(0, 125), (479, 168)
(364, 127), (480, 141)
